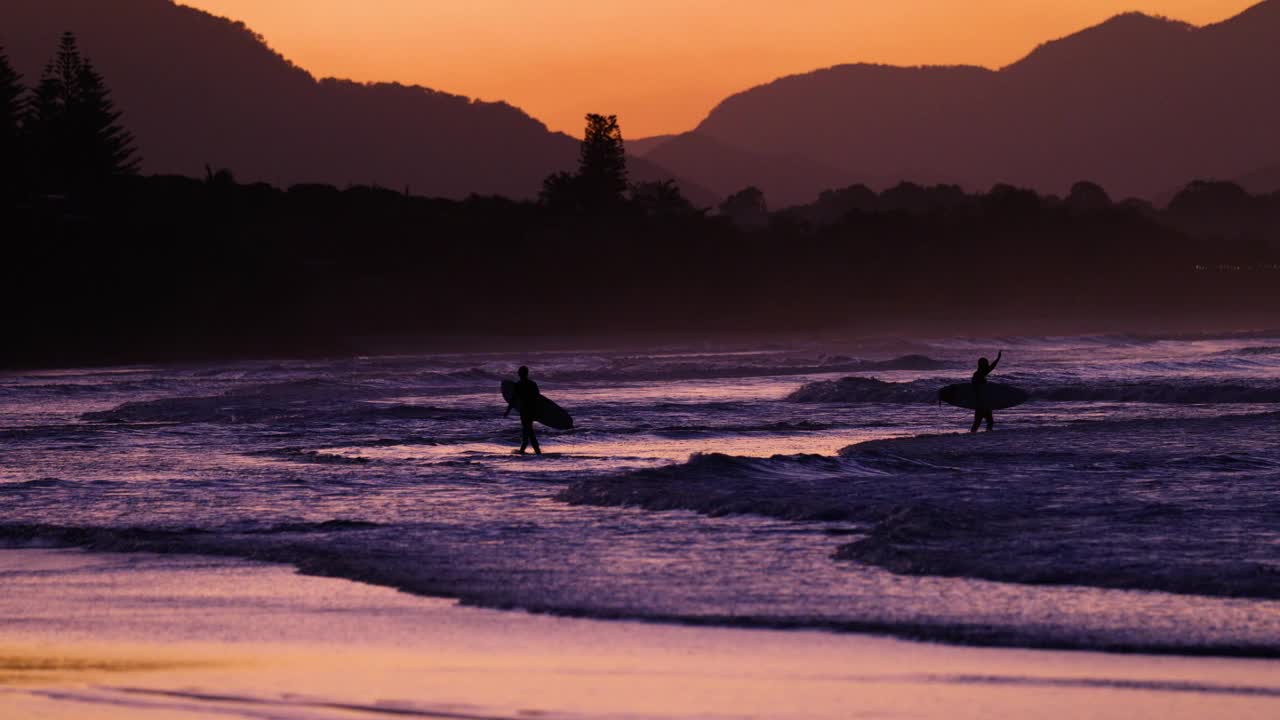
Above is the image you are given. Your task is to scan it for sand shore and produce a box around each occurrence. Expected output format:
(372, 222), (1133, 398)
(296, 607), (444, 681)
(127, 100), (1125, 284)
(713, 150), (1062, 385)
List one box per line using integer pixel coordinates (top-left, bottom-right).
(1, 548), (1277, 719)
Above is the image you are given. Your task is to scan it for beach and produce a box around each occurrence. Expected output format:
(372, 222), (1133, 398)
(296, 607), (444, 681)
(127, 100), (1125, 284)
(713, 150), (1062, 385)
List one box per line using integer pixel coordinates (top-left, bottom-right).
(4, 548), (1279, 719)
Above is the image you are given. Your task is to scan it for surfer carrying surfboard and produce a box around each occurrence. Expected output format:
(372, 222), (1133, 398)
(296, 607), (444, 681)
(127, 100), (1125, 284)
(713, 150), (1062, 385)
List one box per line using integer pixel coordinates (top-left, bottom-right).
(971, 350), (1003, 433)
(504, 366), (542, 455)
(938, 353), (1025, 425)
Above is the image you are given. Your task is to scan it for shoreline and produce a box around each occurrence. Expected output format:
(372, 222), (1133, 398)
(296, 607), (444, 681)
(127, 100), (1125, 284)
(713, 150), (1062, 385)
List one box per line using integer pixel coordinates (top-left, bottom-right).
(2, 548), (1279, 719)
(9, 520), (1280, 661)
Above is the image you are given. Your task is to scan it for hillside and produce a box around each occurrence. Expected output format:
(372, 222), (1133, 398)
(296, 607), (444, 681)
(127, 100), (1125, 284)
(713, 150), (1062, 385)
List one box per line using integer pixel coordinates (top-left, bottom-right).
(677, 1), (1280, 202)
(640, 132), (859, 207)
(0, 0), (699, 200)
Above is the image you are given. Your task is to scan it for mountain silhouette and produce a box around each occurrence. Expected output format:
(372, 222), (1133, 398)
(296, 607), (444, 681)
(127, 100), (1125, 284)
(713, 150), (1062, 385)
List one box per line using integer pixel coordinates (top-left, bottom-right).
(0, 0), (708, 201)
(627, 135), (680, 156)
(634, 131), (882, 207)
(657, 1), (1280, 204)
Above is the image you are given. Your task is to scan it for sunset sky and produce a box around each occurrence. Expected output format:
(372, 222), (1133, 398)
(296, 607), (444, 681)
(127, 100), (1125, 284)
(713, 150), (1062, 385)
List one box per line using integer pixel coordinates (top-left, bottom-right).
(181, 1), (1257, 138)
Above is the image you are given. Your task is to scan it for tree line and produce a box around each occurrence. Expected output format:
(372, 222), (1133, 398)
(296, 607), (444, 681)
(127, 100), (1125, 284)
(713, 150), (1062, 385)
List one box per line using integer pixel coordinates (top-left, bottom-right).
(2, 37), (1278, 368)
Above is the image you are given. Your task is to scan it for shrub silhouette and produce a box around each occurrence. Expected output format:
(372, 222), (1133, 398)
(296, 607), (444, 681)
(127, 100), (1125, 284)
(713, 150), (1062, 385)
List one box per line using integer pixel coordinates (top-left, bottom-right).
(630, 179), (699, 218)
(719, 186), (769, 228)
(1169, 180), (1251, 215)
(1067, 181), (1113, 212)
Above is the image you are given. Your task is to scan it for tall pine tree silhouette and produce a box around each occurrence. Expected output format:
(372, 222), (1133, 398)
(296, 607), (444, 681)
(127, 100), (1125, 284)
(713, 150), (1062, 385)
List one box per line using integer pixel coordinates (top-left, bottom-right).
(540, 113), (628, 212)
(0, 46), (23, 198)
(28, 32), (138, 193)
(578, 113), (626, 209)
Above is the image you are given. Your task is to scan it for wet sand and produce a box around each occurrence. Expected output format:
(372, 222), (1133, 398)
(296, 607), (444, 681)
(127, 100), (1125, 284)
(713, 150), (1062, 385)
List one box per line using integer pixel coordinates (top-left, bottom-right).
(1, 548), (1278, 719)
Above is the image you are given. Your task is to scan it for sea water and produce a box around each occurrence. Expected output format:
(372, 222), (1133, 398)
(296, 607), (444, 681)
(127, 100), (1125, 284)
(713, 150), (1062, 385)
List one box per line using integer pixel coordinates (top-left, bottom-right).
(1, 335), (1278, 655)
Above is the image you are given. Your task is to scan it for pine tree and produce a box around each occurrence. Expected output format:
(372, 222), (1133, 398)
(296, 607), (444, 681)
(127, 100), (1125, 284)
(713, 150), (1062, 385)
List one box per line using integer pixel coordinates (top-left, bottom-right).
(28, 32), (138, 192)
(74, 56), (140, 179)
(29, 34), (78, 190)
(0, 46), (24, 197)
(577, 113), (627, 209)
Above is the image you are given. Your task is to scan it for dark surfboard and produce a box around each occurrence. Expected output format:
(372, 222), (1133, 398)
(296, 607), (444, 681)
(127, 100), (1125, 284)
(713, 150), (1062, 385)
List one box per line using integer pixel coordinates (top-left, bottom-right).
(501, 380), (574, 430)
(939, 382), (1029, 410)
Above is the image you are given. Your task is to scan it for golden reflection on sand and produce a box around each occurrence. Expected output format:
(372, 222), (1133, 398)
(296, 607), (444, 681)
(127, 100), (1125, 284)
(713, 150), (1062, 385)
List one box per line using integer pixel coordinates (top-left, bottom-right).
(0, 647), (219, 686)
(2, 549), (1279, 719)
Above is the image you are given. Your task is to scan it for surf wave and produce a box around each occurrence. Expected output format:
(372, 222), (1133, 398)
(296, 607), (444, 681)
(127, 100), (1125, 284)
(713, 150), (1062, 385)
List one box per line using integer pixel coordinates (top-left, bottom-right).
(789, 376), (1280, 404)
(0, 478), (72, 491)
(81, 392), (485, 426)
(535, 354), (956, 383)
(420, 367), (506, 382)
(1035, 382), (1280, 404)
(79, 395), (305, 425)
(788, 377), (942, 403)
(645, 420), (841, 438)
(833, 502), (1280, 600)
(562, 412), (1280, 601)
(560, 452), (879, 522)
(0, 520), (385, 547)
(255, 448), (373, 465)
(1219, 345), (1280, 357)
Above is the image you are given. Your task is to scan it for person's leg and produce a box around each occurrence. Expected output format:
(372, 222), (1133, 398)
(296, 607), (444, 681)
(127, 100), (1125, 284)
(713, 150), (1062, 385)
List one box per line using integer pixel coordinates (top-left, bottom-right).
(519, 419), (531, 454)
(970, 409), (981, 433)
(985, 409), (994, 431)
(529, 424), (542, 455)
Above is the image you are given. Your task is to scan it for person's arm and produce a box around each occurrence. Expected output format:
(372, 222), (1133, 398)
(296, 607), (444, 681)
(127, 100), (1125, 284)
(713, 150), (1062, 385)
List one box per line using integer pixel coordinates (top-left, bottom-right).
(989, 351), (1002, 373)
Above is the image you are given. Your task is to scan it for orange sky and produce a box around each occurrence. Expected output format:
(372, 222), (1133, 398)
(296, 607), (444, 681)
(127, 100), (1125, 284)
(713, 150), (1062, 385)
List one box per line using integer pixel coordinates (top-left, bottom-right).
(180, 1), (1258, 138)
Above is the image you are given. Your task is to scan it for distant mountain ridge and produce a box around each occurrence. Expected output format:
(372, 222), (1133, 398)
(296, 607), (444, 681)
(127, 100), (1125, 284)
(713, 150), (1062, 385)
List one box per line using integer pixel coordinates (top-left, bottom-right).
(640, 132), (859, 209)
(6, 1), (1277, 205)
(0, 0), (706, 201)
(645, 1), (1280, 204)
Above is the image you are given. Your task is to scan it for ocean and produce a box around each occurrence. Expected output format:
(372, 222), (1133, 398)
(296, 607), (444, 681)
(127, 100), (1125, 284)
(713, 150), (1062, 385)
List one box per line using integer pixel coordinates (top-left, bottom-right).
(2, 334), (1278, 656)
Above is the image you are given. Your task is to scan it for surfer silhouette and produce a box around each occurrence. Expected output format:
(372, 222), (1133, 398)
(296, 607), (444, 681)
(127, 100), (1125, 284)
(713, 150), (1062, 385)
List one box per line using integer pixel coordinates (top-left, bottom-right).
(504, 366), (542, 455)
(970, 350), (1003, 433)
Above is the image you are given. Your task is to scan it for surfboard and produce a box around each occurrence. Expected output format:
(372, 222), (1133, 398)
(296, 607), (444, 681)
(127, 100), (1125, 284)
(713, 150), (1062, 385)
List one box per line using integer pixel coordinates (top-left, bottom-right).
(939, 382), (1029, 410)
(501, 380), (574, 430)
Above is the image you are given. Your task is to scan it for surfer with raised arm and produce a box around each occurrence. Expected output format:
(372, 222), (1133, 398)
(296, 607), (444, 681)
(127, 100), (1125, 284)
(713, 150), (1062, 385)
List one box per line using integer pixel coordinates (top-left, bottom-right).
(504, 366), (542, 455)
(970, 350), (1003, 433)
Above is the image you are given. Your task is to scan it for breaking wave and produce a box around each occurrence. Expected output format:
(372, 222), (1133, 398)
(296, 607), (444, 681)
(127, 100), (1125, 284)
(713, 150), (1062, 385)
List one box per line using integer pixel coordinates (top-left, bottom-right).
(1220, 346), (1280, 356)
(82, 393), (488, 426)
(789, 376), (1280, 404)
(562, 412), (1280, 600)
(534, 354), (956, 383)
(0, 519), (386, 556)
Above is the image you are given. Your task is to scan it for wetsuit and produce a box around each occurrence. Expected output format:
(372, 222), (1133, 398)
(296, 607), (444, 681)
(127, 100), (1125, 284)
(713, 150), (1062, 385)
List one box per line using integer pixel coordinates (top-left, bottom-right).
(514, 378), (542, 455)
